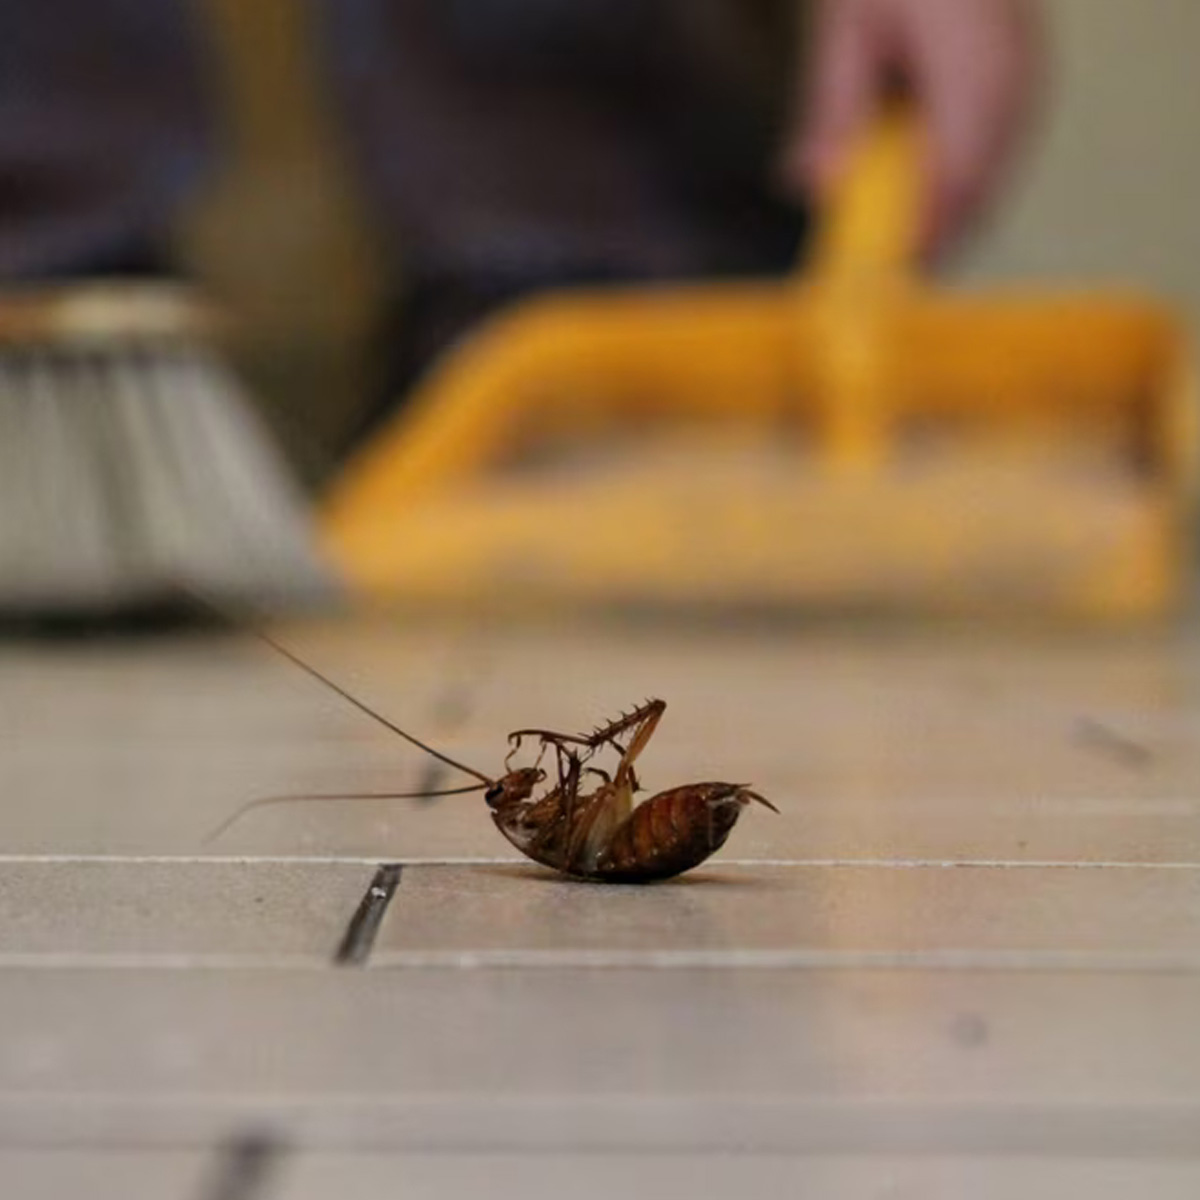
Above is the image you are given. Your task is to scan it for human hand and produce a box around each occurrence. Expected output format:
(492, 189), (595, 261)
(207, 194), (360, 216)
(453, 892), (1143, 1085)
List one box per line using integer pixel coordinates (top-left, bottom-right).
(781, 0), (1042, 260)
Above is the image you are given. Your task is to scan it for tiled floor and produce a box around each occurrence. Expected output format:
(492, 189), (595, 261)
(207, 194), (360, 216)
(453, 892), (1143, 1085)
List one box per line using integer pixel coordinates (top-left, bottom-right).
(2, 614), (1200, 1196)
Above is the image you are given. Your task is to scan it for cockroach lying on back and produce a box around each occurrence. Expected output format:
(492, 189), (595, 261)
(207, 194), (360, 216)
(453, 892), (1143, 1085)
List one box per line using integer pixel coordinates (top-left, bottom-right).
(209, 627), (778, 883)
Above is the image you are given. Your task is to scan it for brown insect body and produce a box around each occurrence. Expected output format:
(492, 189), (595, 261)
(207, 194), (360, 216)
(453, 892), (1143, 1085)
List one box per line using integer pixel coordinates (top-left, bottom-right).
(213, 626), (777, 882)
(490, 778), (767, 882)
(483, 698), (777, 882)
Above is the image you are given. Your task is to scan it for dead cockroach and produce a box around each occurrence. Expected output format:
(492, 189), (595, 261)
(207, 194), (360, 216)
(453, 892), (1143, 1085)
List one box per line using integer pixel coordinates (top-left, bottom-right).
(209, 627), (778, 882)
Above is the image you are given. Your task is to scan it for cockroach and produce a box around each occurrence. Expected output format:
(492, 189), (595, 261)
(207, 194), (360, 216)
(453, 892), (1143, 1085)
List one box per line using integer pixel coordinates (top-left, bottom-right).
(208, 626), (778, 882)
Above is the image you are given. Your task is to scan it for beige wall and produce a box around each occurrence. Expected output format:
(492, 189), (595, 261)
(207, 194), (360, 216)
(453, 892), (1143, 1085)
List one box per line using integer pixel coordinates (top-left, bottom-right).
(960, 0), (1200, 329)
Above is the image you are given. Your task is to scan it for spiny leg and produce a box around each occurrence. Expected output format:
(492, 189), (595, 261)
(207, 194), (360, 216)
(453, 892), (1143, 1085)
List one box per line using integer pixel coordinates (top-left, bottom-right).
(564, 781), (631, 872)
(506, 730), (600, 781)
(564, 713), (663, 865)
(508, 727), (593, 749)
(553, 743), (584, 821)
(506, 701), (666, 811)
(584, 700), (666, 791)
(613, 702), (664, 791)
(509, 700), (666, 760)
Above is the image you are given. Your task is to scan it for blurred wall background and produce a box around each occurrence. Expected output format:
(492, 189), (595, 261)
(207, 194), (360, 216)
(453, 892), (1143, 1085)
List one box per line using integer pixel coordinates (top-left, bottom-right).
(177, 0), (1200, 482)
(960, 0), (1200, 320)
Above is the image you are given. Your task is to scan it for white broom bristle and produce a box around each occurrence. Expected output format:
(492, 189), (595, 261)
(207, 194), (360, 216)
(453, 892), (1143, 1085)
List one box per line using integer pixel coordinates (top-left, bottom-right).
(0, 300), (337, 617)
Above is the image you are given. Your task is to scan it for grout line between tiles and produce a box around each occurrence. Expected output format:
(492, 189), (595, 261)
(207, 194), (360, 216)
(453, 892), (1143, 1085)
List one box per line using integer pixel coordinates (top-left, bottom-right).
(11, 1090), (1200, 1112)
(5, 950), (1200, 973)
(367, 948), (1200, 971)
(197, 1129), (290, 1200)
(6, 1089), (1200, 1155)
(334, 864), (403, 966)
(0, 954), (332, 970)
(729, 858), (1200, 870)
(1, 854), (1200, 870)
(0, 855), (511, 866)
(8, 1092), (1200, 1157)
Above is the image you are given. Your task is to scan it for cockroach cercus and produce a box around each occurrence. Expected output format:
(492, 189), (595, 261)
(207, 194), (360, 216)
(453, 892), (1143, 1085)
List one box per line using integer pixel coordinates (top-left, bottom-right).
(208, 626), (778, 882)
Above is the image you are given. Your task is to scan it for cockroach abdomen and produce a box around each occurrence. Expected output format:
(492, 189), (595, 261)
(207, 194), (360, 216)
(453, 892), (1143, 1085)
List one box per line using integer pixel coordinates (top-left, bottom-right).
(595, 783), (750, 882)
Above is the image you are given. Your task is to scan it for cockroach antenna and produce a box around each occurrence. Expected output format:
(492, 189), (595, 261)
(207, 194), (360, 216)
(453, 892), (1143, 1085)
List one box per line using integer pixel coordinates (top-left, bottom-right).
(182, 586), (492, 785)
(244, 621), (492, 784)
(204, 781), (488, 845)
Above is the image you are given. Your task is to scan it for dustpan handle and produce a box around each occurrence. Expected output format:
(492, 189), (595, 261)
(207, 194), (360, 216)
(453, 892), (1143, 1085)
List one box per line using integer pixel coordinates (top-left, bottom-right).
(809, 102), (924, 282)
(805, 104), (924, 471)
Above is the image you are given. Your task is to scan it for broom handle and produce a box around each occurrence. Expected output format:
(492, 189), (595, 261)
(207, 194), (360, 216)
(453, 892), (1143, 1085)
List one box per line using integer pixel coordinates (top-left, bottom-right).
(804, 104), (924, 471)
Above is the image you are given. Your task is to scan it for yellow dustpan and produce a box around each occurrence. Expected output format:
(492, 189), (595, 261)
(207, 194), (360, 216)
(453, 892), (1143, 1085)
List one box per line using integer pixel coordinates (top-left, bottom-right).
(321, 109), (1198, 620)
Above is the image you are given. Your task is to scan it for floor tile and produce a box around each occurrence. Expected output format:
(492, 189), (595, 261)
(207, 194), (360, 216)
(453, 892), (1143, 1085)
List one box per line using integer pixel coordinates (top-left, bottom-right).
(0, 861), (373, 964)
(0, 968), (1199, 1154)
(372, 861), (1200, 967)
(0, 1149), (208, 1200)
(6, 1149), (1200, 1200)
(5, 614), (1200, 1180)
(277, 1152), (1200, 1200)
(7, 619), (1200, 864)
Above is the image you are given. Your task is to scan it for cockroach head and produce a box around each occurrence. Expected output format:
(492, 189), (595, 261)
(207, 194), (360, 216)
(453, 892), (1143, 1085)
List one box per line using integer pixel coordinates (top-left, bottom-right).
(484, 766), (546, 809)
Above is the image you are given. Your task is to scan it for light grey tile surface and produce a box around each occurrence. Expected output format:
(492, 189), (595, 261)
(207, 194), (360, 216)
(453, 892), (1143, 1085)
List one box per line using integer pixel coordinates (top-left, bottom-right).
(0, 622), (488, 858)
(5, 620), (1200, 864)
(0, 967), (1199, 1154)
(0, 1149), (210, 1200)
(371, 862), (1200, 967)
(4, 615), (1200, 1181)
(277, 1153), (1200, 1200)
(0, 861), (374, 964)
(7, 1149), (1200, 1200)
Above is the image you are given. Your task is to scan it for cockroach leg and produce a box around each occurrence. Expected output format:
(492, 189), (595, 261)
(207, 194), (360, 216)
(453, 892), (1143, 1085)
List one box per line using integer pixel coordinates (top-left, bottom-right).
(612, 702), (664, 789)
(740, 788), (781, 814)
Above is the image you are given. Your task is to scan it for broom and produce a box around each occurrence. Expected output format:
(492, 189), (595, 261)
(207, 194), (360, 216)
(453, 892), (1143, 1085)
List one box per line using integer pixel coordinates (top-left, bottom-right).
(0, 280), (335, 620)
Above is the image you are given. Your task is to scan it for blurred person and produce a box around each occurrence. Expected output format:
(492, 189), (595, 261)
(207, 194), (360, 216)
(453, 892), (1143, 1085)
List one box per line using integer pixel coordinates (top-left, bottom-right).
(320, 0), (1040, 444)
(0, 0), (1040, 448)
(0, 2), (212, 277)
